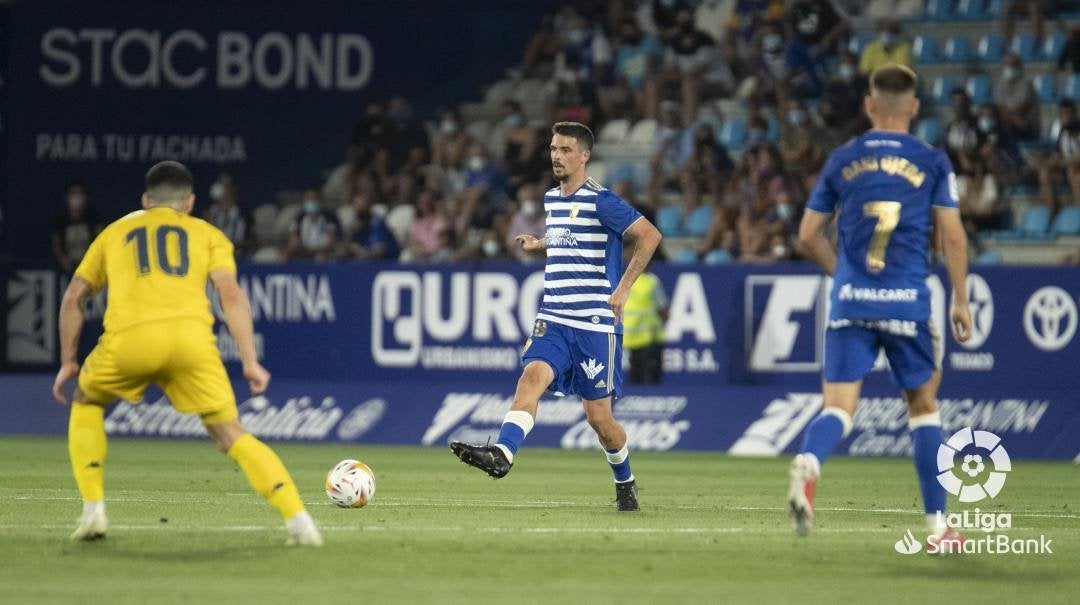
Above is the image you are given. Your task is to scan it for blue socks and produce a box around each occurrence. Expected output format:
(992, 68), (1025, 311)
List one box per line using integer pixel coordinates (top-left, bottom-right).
(910, 411), (947, 530)
(494, 410), (534, 462)
(799, 408), (853, 466)
(606, 445), (634, 483)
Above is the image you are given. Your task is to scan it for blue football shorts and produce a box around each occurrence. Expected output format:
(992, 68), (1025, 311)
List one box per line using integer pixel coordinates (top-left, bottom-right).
(521, 318), (622, 401)
(823, 319), (942, 390)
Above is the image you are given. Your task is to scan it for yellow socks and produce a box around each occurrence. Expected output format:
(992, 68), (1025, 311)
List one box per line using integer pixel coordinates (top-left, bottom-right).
(68, 402), (107, 502)
(227, 433), (305, 519)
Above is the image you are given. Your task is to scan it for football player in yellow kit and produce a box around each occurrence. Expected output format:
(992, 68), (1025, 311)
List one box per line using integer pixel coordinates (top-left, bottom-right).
(52, 161), (322, 546)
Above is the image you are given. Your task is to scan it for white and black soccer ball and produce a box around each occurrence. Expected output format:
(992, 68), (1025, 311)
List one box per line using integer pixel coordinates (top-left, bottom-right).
(325, 459), (376, 508)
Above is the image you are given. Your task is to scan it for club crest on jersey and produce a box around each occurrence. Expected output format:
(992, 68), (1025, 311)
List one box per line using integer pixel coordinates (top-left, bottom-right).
(579, 358), (605, 380)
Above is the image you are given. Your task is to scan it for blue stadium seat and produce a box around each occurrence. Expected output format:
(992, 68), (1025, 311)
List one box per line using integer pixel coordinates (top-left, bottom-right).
(955, 0), (984, 19)
(942, 36), (971, 63)
(1042, 31), (1066, 61)
(671, 248), (699, 264)
(766, 116), (780, 142)
(1009, 34), (1037, 62)
(977, 34), (1004, 63)
(915, 117), (942, 144)
(1050, 206), (1080, 236)
(656, 205), (683, 237)
(913, 36), (938, 63)
(609, 163), (636, 185)
(931, 75), (958, 104)
(1019, 206), (1050, 236)
(848, 35), (871, 56)
(685, 205), (714, 237)
(719, 119), (747, 152)
(1064, 74), (1080, 101)
(1033, 73), (1057, 104)
(975, 250), (1003, 264)
(925, 0), (953, 20)
(966, 74), (992, 104)
(703, 249), (731, 265)
(986, 0), (1004, 17)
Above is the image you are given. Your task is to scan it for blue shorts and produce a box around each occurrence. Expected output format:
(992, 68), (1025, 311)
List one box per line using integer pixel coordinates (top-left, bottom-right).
(823, 320), (942, 390)
(522, 318), (622, 401)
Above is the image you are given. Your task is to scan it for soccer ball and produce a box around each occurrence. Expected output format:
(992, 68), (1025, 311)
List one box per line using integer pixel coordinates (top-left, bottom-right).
(325, 459), (376, 508)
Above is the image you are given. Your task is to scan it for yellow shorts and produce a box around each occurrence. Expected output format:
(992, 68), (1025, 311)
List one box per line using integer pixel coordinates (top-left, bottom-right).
(78, 318), (238, 424)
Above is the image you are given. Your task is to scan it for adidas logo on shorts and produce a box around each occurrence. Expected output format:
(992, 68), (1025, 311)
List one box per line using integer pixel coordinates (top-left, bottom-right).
(595, 379), (606, 389)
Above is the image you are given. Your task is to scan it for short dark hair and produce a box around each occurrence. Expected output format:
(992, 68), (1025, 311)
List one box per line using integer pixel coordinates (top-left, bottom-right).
(869, 63), (918, 96)
(145, 161), (193, 202)
(1060, 98), (1076, 110)
(551, 122), (594, 151)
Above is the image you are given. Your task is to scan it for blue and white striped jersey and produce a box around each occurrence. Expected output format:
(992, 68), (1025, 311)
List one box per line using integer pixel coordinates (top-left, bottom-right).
(537, 177), (643, 334)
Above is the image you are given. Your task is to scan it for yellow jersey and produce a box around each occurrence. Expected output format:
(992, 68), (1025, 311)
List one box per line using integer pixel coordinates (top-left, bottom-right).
(75, 206), (236, 334)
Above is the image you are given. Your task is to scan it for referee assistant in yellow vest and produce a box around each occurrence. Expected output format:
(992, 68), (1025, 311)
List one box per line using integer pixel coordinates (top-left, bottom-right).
(622, 268), (668, 384)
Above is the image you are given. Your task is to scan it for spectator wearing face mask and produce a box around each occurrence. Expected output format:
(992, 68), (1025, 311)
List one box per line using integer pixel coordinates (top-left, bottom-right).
(680, 123), (733, 211)
(858, 20), (913, 74)
(493, 101), (542, 194)
(505, 184), (546, 263)
(546, 54), (599, 125)
(51, 182), (102, 274)
(455, 144), (509, 238)
(779, 98), (826, 178)
(346, 193), (399, 260)
(645, 7), (718, 122)
(788, 0), (851, 58)
(406, 190), (450, 262)
(1038, 98), (1080, 208)
(613, 19), (664, 116)
(942, 88), (982, 176)
(647, 102), (689, 204)
(431, 107), (471, 174)
(384, 97), (429, 175)
(994, 53), (1040, 140)
(974, 104), (1023, 185)
(203, 173), (252, 257)
(820, 52), (868, 138)
(284, 190), (341, 262)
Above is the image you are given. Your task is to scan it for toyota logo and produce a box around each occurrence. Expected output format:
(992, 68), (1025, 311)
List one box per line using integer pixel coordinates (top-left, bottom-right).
(1023, 286), (1078, 352)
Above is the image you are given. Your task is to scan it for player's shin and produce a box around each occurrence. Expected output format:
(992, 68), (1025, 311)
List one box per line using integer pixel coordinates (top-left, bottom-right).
(68, 402), (107, 506)
(910, 411), (947, 532)
(494, 410), (534, 463)
(798, 407), (853, 468)
(226, 433), (305, 520)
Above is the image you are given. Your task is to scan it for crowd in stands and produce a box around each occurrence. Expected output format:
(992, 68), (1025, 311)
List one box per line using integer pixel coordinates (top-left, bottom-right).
(52, 0), (1080, 270)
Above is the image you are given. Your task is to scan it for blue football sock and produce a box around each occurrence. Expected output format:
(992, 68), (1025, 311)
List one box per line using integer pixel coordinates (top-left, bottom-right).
(799, 408), (853, 466)
(606, 445), (634, 483)
(911, 412), (946, 525)
(494, 410), (534, 463)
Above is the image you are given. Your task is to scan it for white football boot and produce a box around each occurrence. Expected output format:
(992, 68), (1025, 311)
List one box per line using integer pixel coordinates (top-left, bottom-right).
(71, 505), (108, 542)
(787, 454), (820, 537)
(285, 511), (324, 547)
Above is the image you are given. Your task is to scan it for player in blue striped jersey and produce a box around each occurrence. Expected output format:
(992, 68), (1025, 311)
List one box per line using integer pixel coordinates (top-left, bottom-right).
(451, 122), (662, 511)
(786, 65), (973, 549)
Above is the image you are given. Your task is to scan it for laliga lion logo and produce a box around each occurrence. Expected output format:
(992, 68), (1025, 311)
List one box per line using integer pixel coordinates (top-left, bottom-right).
(1023, 286), (1077, 352)
(936, 427), (1011, 503)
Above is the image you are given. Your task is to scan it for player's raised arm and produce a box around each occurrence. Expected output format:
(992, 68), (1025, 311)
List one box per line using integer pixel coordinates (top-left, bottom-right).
(52, 277), (94, 405)
(611, 217), (662, 323)
(797, 209), (837, 276)
(934, 206), (972, 343)
(210, 268), (271, 395)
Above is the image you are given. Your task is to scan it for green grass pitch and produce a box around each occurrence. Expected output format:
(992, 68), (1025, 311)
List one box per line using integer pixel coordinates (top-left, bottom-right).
(0, 436), (1077, 604)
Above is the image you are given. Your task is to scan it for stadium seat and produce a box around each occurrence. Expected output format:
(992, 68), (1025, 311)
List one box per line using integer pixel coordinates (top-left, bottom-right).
(986, 0), (1004, 16)
(974, 249), (1003, 264)
(925, 0), (953, 20)
(511, 79), (544, 105)
(965, 74), (992, 105)
(719, 119), (747, 151)
(915, 117), (942, 144)
(671, 248), (699, 264)
(1009, 34), (1037, 62)
(483, 79), (516, 108)
(1050, 206), (1080, 236)
(598, 119), (630, 144)
(1064, 74), (1080, 100)
(703, 249), (731, 265)
(608, 163), (636, 185)
(684, 205), (714, 237)
(977, 34), (1004, 63)
(931, 75), (958, 105)
(336, 205), (357, 233)
(913, 36), (938, 63)
(955, 0), (984, 20)
(384, 203), (416, 245)
(465, 120), (493, 146)
(588, 160), (609, 186)
(626, 119), (658, 145)
(251, 246), (285, 263)
(1019, 206), (1050, 236)
(656, 205), (683, 237)
(1042, 31), (1066, 61)
(252, 203), (279, 245)
(1033, 73), (1057, 104)
(942, 36), (971, 63)
(272, 203), (302, 242)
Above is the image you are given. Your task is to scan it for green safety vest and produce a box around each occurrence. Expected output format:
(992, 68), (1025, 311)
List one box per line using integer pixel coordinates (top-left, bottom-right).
(623, 273), (664, 350)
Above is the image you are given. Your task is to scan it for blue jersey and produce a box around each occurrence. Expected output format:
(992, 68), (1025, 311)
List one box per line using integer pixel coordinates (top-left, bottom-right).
(807, 130), (959, 322)
(538, 178), (642, 334)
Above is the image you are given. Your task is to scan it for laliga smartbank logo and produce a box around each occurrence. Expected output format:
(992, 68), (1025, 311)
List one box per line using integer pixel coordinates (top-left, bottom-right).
(893, 428), (1054, 556)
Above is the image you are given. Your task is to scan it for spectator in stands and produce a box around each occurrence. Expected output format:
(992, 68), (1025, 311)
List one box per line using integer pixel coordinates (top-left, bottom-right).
(819, 51), (869, 139)
(978, 103), (1024, 171)
(858, 19), (913, 74)
(491, 101), (542, 194)
(788, 0), (851, 58)
(1056, 25), (1080, 73)
(1002, 0), (1047, 45)
(384, 97), (429, 175)
(455, 143), (509, 238)
(647, 101), (688, 203)
(1038, 98), (1080, 207)
(346, 193), (400, 260)
(943, 87), (982, 175)
(546, 54), (599, 125)
(779, 98), (827, 178)
(51, 182), (102, 273)
(431, 108), (471, 178)
(995, 53), (1041, 139)
(505, 184), (546, 263)
(406, 189), (450, 261)
(957, 163), (1007, 235)
(644, 7), (717, 122)
(613, 18), (664, 117)
(203, 173), (251, 257)
(742, 19), (792, 106)
(680, 123), (733, 210)
(285, 190), (341, 262)
(520, 15), (563, 79)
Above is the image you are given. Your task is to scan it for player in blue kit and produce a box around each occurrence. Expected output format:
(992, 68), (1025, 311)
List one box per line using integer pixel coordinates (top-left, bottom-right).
(786, 65), (973, 546)
(451, 122), (662, 511)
